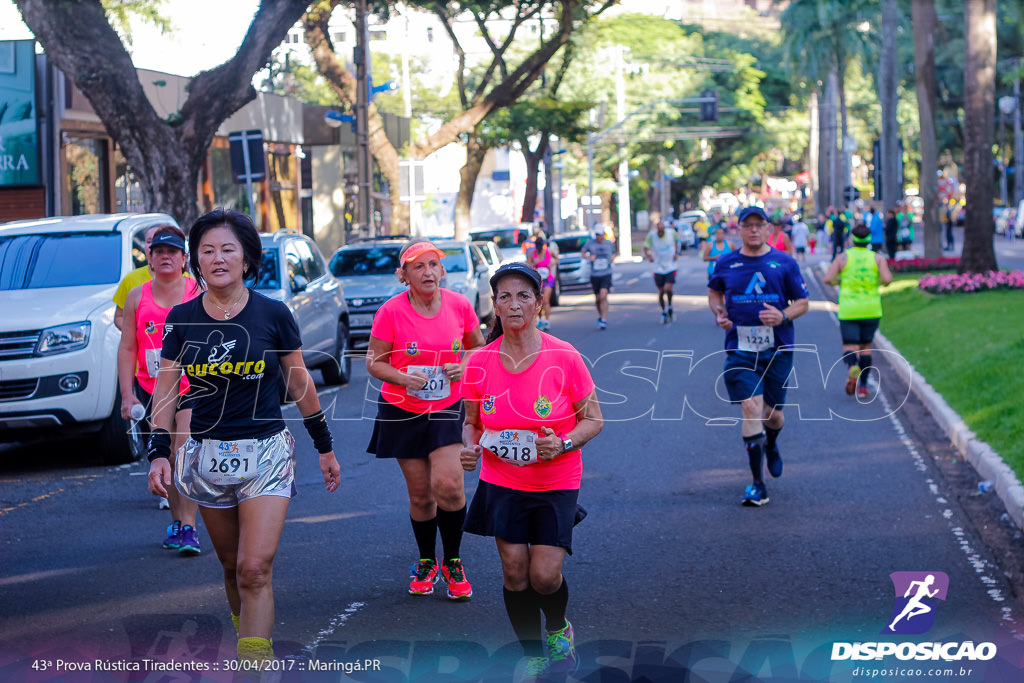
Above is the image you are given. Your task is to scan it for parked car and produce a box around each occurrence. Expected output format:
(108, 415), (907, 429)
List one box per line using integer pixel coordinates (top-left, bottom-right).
(471, 240), (503, 277)
(435, 240), (495, 323)
(329, 239), (407, 345)
(551, 231), (593, 301)
(675, 211), (703, 249)
(468, 226), (531, 263)
(253, 230), (351, 386)
(0, 213), (177, 464)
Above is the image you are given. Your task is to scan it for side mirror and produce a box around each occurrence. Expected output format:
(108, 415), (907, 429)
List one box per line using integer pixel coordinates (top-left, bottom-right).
(476, 263), (489, 274)
(291, 274), (309, 292)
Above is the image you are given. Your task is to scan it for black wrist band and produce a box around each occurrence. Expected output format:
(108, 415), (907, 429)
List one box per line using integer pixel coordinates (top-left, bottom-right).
(148, 429), (172, 462)
(302, 410), (334, 454)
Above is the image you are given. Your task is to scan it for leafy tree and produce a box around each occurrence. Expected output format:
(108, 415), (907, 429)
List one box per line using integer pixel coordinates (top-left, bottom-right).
(780, 0), (877, 211)
(16, 0), (311, 229)
(305, 0), (615, 236)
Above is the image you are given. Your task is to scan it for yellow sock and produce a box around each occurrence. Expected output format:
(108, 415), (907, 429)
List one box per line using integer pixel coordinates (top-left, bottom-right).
(237, 636), (274, 661)
(231, 613), (240, 635)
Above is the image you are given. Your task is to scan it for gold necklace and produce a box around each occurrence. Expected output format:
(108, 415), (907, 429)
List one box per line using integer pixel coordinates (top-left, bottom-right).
(208, 290), (246, 319)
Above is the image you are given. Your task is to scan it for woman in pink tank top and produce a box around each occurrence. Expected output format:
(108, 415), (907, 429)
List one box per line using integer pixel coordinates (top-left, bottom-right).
(767, 217), (795, 254)
(117, 225), (203, 556)
(527, 236), (558, 330)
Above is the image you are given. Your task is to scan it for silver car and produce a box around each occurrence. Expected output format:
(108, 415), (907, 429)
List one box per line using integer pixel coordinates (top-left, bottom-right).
(255, 231), (351, 385)
(435, 240), (495, 324)
(329, 239), (407, 345)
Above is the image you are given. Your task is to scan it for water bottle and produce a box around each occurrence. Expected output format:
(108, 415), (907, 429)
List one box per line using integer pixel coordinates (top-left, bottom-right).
(130, 403), (146, 421)
(978, 480), (994, 493)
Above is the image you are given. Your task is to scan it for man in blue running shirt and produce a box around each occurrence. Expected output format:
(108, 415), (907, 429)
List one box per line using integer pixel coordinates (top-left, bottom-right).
(707, 206), (809, 507)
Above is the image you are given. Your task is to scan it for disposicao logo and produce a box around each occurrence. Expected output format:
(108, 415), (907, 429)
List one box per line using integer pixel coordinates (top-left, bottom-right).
(831, 571), (996, 663)
(884, 571), (948, 635)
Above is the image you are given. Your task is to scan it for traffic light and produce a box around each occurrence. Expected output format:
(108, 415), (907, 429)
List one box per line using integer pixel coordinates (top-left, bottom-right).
(699, 90), (718, 122)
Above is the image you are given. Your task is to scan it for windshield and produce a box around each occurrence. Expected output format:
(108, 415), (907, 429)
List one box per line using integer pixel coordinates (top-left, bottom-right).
(469, 228), (526, 250)
(330, 246), (402, 277)
(0, 232), (121, 290)
(440, 247), (468, 273)
(253, 248), (280, 290)
(552, 236), (588, 253)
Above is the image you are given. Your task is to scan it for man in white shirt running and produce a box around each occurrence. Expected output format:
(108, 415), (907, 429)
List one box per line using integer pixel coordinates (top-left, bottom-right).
(642, 219), (679, 323)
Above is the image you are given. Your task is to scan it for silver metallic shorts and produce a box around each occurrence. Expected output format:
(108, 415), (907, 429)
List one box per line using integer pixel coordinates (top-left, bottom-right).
(175, 429), (296, 508)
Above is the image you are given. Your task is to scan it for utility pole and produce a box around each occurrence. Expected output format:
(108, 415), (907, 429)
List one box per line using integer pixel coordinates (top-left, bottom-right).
(1015, 65), (1023, 207)
(354, 0), (374, 237)
(615, 44), (632, 258)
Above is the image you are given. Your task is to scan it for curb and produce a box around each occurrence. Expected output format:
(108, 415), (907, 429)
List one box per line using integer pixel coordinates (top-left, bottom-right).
(814, 263), (1024, 532)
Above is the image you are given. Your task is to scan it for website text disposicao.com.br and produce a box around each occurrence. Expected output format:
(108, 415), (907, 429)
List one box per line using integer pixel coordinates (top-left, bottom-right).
(851, 665), (978, 679)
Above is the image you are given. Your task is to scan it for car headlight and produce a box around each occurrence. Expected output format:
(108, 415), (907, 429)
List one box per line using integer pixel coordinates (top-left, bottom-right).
(35, 321), (91, 356)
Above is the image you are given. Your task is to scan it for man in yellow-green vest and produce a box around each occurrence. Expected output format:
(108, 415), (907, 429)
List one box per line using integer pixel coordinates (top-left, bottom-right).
(824, 222), (893, 399)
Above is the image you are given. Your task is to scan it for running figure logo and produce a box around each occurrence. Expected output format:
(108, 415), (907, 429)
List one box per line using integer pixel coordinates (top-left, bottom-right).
(206, 330), (236, 364)
(883, 571), (949, 635)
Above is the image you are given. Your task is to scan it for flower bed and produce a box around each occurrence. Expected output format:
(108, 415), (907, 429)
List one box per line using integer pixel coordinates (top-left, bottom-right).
(888, 256), (960, 272)
(918, 270), (1024, 294)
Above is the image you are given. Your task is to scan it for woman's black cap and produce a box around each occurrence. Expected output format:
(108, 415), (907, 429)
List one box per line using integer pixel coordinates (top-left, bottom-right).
(489, 261), (542, 292)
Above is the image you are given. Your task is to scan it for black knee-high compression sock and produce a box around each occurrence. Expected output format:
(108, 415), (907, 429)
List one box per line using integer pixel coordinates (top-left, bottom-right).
(504, 587), (543, 657)
(765, 425), (782, 450)
(858, 353), (873, 386)
(410, 516), (437, 560)
(436, 505), (466, 561)
(744, 432), (766, 482)
(537, 577), (569, 633)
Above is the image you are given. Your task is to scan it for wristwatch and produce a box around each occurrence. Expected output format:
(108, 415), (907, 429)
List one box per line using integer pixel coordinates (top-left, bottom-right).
(781, 311), (790, 324)
(561, 437), (574, 454)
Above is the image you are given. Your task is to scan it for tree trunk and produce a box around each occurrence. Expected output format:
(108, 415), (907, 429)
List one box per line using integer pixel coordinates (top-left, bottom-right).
(454, 134), (487, 241)
(17, 0), (310, 230)
(809, 90), (821, 215)
(880, 0), (901, 214)
(520, 136), (549, 224)
(912, 0), (942, 259)
(822, 71), (840, 210)
(837, 65), (851, 212)
(961, 0), (998, 273)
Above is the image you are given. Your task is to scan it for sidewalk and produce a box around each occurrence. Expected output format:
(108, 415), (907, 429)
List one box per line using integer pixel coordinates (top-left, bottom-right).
(811, 261), (1024, 532)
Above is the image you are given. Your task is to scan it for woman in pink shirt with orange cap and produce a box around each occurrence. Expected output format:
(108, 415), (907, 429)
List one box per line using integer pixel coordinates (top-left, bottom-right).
(460, 262), (603, 681)
(366, 239), (485, 600)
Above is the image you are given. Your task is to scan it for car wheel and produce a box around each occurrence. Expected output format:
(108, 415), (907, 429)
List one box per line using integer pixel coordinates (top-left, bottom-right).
(550, 275), (561, 307)
(320, 320), (352, 386)
(95, 393), (140, 465)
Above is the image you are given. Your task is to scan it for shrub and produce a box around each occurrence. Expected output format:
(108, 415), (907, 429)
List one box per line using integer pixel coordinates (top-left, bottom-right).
(888, 256), (960, 272)
(918, 270), (1024, 294)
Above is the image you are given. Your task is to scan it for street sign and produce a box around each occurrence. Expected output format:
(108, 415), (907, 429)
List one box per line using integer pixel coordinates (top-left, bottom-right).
(228, 130), (266, 184)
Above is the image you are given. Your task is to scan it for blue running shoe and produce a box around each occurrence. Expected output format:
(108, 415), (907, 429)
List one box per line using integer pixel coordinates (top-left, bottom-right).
(742, 482), (769, 507)
(765, 444), (783, 478)
(178, 525), (201, 556)
(163, 520), (182, 549)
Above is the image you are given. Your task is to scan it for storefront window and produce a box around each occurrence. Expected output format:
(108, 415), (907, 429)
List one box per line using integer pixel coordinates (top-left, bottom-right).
(64, 136), (108, 215)
(113, 148), (144, 213)
(209, 146), (248, 211)
(267, 149), (297, 233)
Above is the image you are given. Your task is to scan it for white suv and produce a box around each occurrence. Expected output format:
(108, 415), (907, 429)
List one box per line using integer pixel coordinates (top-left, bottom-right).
(0, 213), (179, 464)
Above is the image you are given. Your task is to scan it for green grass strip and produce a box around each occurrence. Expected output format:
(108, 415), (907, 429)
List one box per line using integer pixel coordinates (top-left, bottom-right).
(879, 275), (1024, 479)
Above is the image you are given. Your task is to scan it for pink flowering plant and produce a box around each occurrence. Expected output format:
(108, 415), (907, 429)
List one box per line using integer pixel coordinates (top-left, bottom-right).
(918, 269), (1024, 294)
(888, 257), (960, 272)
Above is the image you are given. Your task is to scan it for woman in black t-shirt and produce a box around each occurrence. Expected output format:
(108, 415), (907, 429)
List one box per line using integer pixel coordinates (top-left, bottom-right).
(148, 210), (340, 665)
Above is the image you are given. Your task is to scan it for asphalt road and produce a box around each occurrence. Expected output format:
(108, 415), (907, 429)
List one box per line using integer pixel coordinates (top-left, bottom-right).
(1, 243), (1023, 682)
